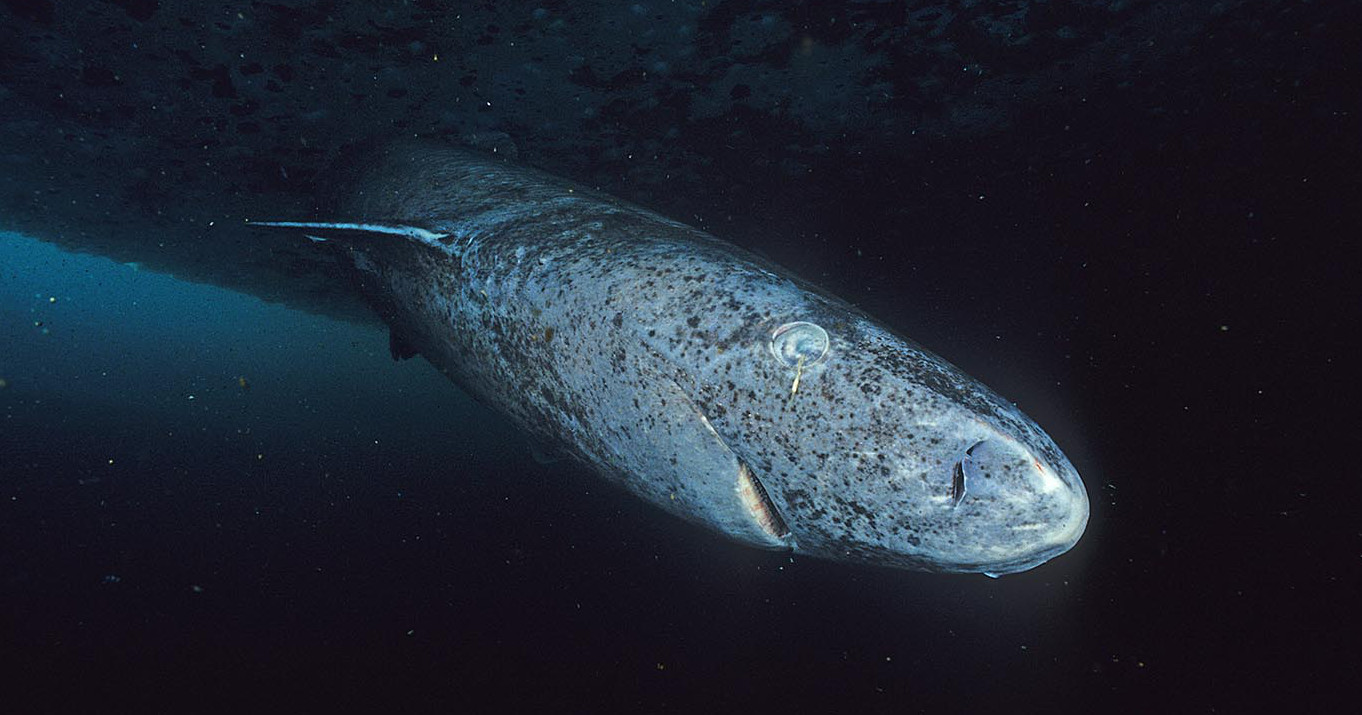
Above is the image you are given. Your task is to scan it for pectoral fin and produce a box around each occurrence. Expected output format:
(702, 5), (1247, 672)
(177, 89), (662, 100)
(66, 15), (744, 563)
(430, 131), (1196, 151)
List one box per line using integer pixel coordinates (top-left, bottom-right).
(623, 360), (794, 550)
(388, 327), (419, 361)
(249, 220), (449, 245)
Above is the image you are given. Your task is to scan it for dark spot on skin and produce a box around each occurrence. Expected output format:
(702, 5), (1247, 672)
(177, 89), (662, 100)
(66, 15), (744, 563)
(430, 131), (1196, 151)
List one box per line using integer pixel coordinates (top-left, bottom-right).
(544, 327), (554, 342)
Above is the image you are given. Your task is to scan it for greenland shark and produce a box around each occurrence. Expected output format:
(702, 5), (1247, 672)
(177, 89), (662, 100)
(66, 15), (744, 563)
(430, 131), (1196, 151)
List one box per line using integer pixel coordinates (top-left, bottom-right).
(254, 142), (1088, 576)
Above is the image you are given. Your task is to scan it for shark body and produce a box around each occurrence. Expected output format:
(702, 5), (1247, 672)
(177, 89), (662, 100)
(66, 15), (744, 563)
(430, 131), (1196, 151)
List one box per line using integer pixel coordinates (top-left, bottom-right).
(257, 143), (1088, 575)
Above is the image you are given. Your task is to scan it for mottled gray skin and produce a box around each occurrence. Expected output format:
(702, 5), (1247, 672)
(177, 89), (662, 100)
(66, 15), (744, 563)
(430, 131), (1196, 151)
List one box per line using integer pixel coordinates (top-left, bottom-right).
(269, 142), (1088, 575)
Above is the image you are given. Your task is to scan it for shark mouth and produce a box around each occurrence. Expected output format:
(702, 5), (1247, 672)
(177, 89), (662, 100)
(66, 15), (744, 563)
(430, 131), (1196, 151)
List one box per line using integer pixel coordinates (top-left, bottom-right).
(736, 462), (790, 540)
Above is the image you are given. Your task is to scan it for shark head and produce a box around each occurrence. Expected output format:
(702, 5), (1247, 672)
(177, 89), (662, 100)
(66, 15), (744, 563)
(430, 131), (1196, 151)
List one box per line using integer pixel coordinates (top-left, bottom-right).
(662, 276), (1090, 576)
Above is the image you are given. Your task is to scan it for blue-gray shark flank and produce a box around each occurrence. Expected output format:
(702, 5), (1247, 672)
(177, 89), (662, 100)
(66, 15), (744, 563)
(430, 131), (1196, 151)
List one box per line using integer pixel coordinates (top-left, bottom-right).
(255, 143), (1089, 576)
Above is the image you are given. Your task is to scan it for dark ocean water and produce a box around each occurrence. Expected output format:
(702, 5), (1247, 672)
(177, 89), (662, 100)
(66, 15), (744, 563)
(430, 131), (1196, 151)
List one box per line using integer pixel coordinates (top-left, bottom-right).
(2, 1), (1358, 713)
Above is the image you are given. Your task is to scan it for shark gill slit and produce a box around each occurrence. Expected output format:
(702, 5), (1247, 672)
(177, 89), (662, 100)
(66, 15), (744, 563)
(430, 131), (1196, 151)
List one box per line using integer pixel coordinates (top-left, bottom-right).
(737, 462), (790, 539)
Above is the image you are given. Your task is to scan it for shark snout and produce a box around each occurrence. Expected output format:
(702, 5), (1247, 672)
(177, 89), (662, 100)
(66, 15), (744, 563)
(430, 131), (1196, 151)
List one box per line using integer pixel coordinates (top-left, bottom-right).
(945, 431), (1089, 574)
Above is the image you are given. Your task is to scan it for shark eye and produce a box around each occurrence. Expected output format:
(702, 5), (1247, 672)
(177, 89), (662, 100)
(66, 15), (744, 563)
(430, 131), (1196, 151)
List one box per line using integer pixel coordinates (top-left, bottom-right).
(951, 441), (986, 507)
(769, 321), (829, 367)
